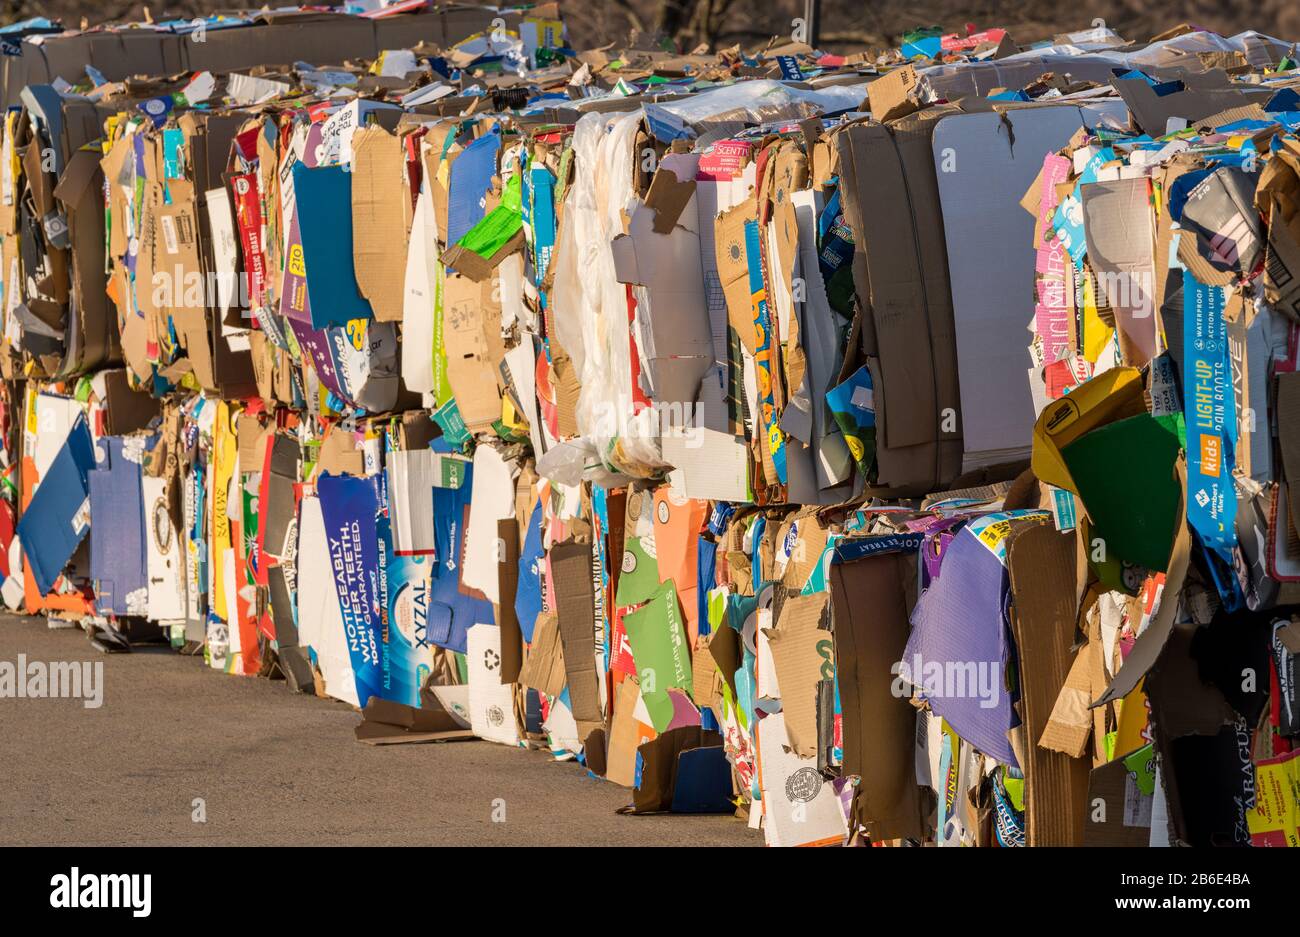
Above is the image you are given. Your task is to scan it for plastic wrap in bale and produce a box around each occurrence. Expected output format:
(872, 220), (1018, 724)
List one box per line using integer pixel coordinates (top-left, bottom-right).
(646, 79), (866, 139)
(547, 110), (666, 481)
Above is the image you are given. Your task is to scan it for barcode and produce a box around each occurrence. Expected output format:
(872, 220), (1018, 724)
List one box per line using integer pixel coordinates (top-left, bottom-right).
(161, 214), (179, 255)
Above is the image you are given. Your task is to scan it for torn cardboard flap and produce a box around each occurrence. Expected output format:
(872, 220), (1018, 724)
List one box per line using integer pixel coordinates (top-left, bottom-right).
(442, 272), (506, 432)
(611, 151), (714, 406)
(867, 64), (919, 123)
(714, 194), (759, 353)
(518, 610), (566, 697)
(350, 125), (411, 323)
(1006, 523), (1089, 846)
(762, 591), (829, 758)
(643, 157), (697, 234)
(440, 227), (525, 282)
(550, 540), (603, 731)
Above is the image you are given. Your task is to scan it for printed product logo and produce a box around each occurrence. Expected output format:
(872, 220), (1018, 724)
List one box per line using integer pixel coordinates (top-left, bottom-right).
(656, 500), (669, 524)
(621, 550), (636, 574)
(483, 648), (500, 672)
(152, 499), (172, 553)
(282, 517), (299, 592)
(785, 767), (821, 804)
(1044, 397), (1080, 435)
(391, 577), (430, 650)
(487, 704), (505, 727)
(1199, 433), (1221, 477)
(345, 318), (368, 351)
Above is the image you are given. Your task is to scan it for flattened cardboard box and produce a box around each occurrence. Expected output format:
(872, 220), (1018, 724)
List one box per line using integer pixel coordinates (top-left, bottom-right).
(518, 610), (566, 698)
(762, 591), (829, 758)
(1006, 524), (1089, 846)
(442, 272), (506, 432)
(829, 548), (924, 841)
(351, 125), (411, 322)
(53, 146), (118, 375)
(832, 113), (963, 494)
(495, 517), (523, 683)
(101, 369), (160, 436)
(867, 63), (919, 122)
(355, 696), (476, 745)
(550, 540), (603, 732)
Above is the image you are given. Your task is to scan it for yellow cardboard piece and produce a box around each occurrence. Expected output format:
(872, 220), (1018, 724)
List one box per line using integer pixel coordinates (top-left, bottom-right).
(1032, 366), (1146, 491)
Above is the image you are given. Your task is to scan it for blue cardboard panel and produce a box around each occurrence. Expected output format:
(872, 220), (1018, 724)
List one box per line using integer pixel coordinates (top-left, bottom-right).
(445, 131), (500, 259)
(292, 161), (373, 329)
(88, 436), (147, 616)
(17, 415), (95, 595)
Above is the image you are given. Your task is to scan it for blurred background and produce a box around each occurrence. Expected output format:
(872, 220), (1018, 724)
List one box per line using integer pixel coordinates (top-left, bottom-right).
(2, 1), (1294, 53)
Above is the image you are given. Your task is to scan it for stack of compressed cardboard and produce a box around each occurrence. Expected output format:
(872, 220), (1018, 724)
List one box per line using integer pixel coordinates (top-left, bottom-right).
(1, 9), (1299, 846)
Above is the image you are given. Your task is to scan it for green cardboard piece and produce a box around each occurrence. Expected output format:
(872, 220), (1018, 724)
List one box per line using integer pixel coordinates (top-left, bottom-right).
(615, 535), (661, 608)
(1061, 412), (1182, 573)
(623, 580), (694, 733)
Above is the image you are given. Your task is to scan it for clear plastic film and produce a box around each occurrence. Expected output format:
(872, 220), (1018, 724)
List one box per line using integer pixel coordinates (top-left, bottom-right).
(547, 110), (664, 481)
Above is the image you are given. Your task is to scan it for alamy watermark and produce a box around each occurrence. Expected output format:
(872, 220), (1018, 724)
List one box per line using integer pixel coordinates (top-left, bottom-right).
(50, 868), (150, 917)
(891, 654), (1001, 709)
(0, 655), (103, 709)
(589, 399), (704, 449)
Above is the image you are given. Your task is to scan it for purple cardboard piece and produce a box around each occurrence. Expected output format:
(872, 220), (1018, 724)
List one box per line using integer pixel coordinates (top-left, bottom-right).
(88, 436), (148, 616)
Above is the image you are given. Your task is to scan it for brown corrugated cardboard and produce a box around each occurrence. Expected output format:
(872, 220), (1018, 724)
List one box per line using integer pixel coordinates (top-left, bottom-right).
(316, 427), (365, 477)
(354, 696), (475, 745)
(442, 272), (505, 433)
(605, 676), (648, 788)
(866, 64), (919, 122)
(101, 369), (160, 436)
(495, 517), (523, 683)
(620, 725), (724, 814)
(690, 636), (722, 718)
(833, 110), (964, 495)
(1113, 75), (1271, 137)
(550, 540), (603, 732)
(1144, 621), (1239, 738)
(1081, 756), (1151, 845)
(351, 125), (410, 322)
(1256, 138), (1300, 320)
(518, 610), (566, 698)
(829, 549), (924, 841)
(53, 146), (117, 375)
(762, 591), (829, 758)
(440, 228), (526, 282)
(1006, 523), (1089, 846)
(714, 195), (760, 353)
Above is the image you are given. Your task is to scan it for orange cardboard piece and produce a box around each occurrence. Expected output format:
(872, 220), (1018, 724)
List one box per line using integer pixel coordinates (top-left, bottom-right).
(651, 488), (706, 639)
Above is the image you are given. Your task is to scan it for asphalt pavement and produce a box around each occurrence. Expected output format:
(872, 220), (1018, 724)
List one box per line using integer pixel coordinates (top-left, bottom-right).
(0, 613), (757, 846)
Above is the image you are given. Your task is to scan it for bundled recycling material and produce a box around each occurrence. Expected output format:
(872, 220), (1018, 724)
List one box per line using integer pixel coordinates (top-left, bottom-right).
(4, 5), (1300, 846)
